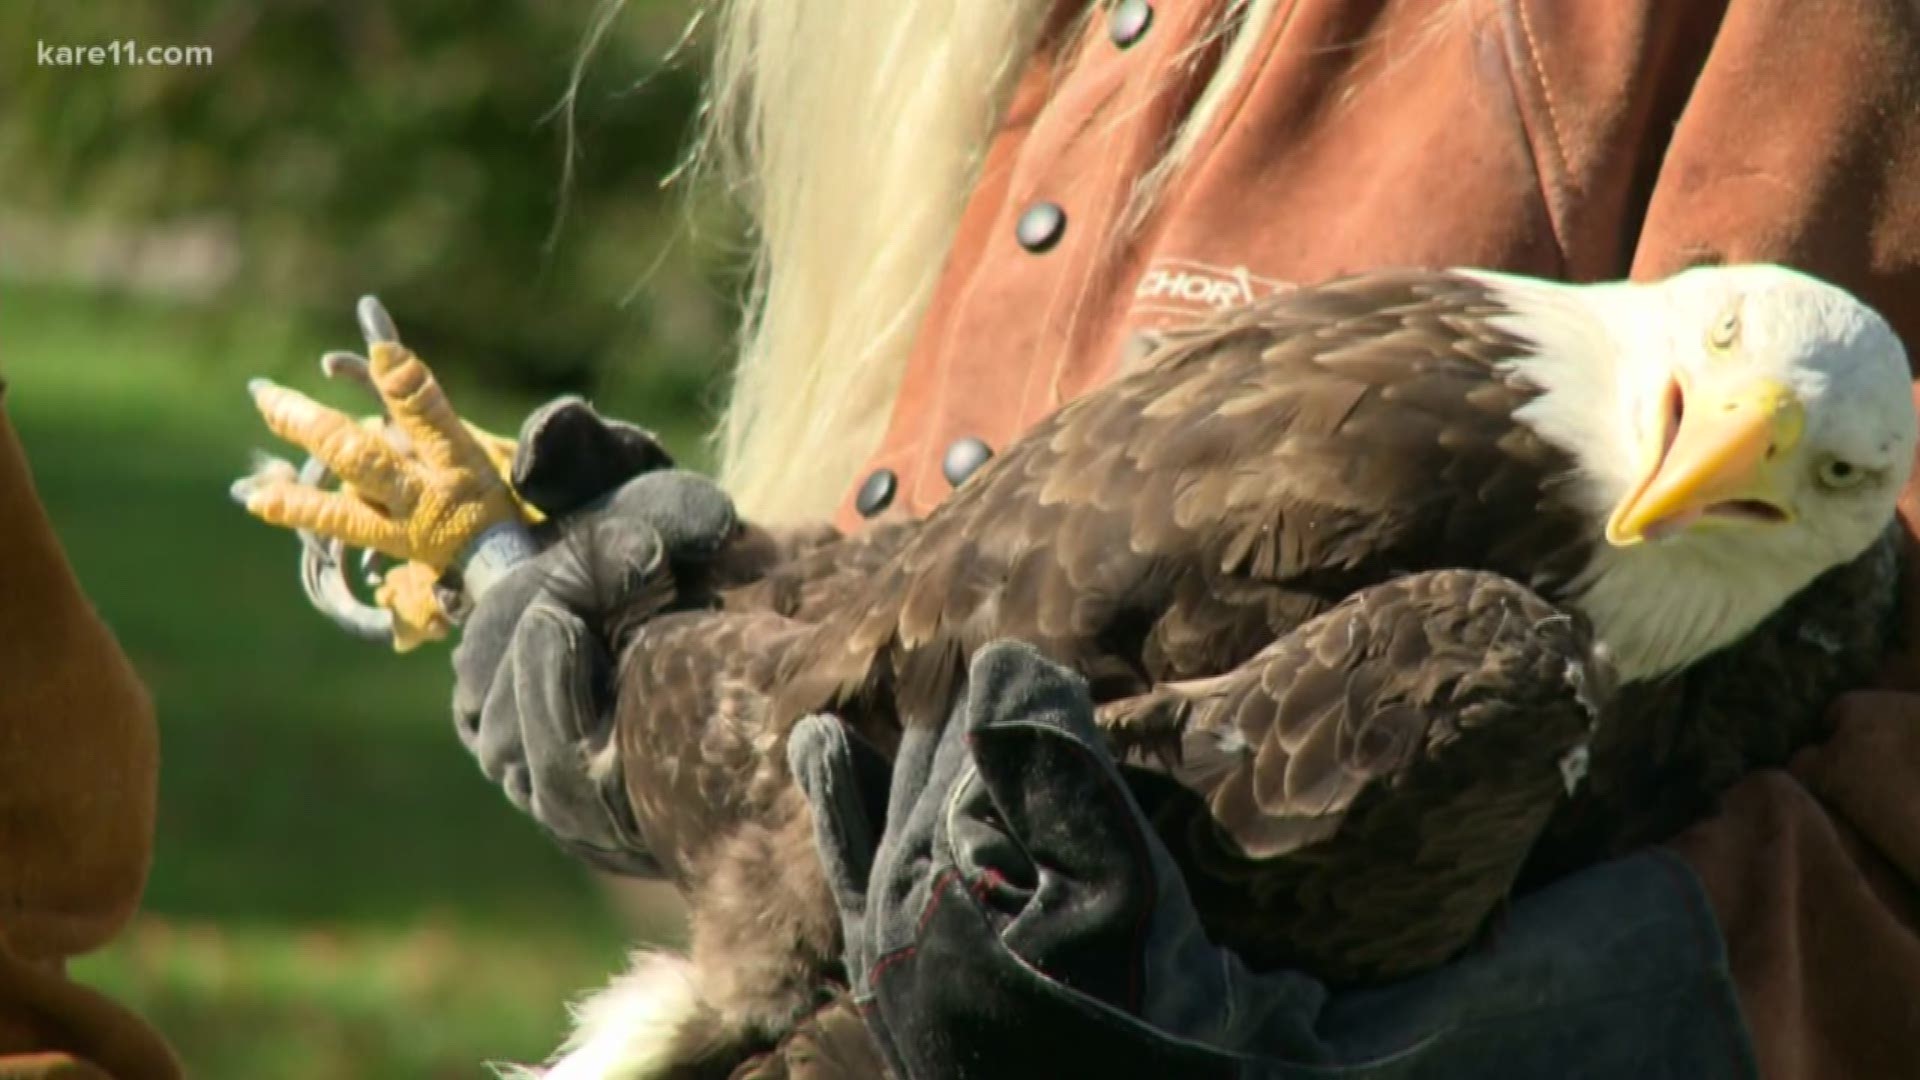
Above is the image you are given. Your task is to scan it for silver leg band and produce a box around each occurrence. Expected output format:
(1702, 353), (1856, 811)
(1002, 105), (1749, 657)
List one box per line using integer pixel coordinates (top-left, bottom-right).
(458, 521), (542, 600)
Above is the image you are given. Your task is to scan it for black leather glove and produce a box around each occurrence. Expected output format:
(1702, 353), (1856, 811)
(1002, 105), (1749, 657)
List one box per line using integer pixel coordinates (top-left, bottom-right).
(788, 642), (1758, 1080)
(789, 641), (1250, 1078)
(449, 396), (735, 876)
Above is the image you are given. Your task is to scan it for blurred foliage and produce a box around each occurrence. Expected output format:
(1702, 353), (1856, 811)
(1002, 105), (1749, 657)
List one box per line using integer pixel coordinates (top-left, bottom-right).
(2, 0), (738, 414)
(10, 282), (705, 1077)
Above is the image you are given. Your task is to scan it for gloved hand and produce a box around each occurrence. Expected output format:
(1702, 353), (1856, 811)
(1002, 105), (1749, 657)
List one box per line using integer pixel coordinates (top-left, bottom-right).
(788, 641), (1758, 1080)
(449, 396), (735, 876)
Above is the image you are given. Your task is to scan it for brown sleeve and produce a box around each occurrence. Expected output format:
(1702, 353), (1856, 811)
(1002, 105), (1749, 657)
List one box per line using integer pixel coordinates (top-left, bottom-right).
(1667, 697), (1920, 1080)
(0, 388), (175, 1077)
(1620, 0), (1920, 346)
(0, 389), (156, 961)
(0, 944), (178, 1080)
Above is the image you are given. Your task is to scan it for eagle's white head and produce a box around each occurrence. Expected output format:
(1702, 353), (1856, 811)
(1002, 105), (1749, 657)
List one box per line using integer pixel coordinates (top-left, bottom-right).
(1471, 264), (1917, 682)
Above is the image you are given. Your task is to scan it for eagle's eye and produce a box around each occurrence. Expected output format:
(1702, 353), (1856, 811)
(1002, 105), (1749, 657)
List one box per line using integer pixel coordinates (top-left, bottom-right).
(1815, 456), (1869, 492)
(1707, 306), (1741, 352)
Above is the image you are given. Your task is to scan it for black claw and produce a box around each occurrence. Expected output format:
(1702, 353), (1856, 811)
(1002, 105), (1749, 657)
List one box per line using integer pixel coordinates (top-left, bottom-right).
(357, 295), (400, 347)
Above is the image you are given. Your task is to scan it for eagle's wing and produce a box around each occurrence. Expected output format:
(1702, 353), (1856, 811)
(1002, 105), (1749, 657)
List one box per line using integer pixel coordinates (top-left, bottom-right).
(1104, 569), (1610, 984)
(803, 271), (1593, 725)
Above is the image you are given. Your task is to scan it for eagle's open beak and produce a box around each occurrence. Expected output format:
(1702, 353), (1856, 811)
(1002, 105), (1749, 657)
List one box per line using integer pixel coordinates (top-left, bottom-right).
(1606, 375), (1803, 546)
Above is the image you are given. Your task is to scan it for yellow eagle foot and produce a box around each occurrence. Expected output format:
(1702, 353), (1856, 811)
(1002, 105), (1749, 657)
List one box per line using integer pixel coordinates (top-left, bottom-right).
(232, 297), (537, 651)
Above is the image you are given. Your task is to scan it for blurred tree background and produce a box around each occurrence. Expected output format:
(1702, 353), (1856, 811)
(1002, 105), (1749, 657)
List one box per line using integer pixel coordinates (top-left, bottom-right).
(2, 2), (736, 1076)
(4, 0), (736, 407)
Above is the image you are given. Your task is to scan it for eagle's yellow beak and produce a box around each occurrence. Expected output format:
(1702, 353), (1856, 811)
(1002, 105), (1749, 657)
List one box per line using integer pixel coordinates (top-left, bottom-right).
(1606, 375), (1804, 546)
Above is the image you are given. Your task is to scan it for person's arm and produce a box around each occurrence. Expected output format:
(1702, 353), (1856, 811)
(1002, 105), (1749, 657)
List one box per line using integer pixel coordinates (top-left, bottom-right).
(0, 385), (178, 1078)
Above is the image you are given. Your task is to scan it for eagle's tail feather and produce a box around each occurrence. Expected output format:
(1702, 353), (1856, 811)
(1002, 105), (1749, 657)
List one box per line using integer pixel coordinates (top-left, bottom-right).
(494, 949), (745, 1080)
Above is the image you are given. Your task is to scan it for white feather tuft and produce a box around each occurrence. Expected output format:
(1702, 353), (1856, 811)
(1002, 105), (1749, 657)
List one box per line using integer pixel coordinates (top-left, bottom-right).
(489, 951), (711, 1080)
(1558, 745), (1592, 795)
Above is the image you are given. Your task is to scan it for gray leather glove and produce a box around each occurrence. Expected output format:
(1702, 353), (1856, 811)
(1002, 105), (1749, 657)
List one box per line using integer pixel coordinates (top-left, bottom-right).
(449, 397), (735, 876)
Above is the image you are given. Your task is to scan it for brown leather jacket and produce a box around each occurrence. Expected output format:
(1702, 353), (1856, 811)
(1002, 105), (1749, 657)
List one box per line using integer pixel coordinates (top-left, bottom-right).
(835, 2), (1920, 1076)
(0, 388), (178, 1079)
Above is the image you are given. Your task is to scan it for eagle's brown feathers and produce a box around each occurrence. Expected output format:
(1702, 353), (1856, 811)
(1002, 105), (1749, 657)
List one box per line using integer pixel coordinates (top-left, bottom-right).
(783, 272), (1594, 730)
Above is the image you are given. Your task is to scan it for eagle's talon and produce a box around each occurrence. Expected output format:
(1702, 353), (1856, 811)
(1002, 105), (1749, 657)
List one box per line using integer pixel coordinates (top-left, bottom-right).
(229, 451), (296, 508)
(357, 295), (400, 346)
(321, 350), (381, 397)
(300, 534), (395, 643)
(247, 450), (299, 483)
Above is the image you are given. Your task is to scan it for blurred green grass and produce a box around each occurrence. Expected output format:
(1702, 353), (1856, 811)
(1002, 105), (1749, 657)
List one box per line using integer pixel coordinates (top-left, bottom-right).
(4, 283), (713, 1078)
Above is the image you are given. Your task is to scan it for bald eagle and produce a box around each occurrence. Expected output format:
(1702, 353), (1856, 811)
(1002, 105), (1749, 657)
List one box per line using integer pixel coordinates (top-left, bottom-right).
(530, 266), (1915, 1078)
